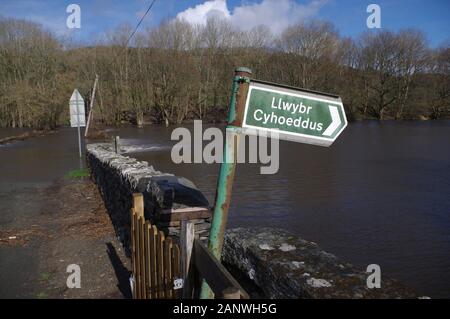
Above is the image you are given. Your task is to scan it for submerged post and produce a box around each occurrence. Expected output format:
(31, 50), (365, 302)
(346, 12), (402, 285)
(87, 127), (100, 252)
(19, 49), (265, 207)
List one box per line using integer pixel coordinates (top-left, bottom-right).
(114, 136), (120, 154)
(200, 67), (252, 299)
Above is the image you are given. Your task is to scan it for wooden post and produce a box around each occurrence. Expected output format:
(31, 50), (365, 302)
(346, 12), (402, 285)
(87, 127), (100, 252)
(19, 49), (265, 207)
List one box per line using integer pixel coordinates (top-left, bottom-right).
(138, 216), (146, 298)
(133, 193), (144, 215)
(84, 74), (98, 137)
(144, 221), (151, 299)
(193, 239), (249, 299)
(220, 287), (240, 299)
(181, 220), (195, 298)
(164, 237), (173, 298)
(150, 225), (158, 298)
(133, 213), (141, 299)
(132, 193), (144, 298)
(130, 208), (136, 298)
(172, 244), (181, 298)
(156, 230), (165, 298)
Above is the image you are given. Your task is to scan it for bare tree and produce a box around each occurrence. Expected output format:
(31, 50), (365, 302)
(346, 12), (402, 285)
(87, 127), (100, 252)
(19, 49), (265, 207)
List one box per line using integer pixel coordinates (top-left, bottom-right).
(394, 29), (428, 119)
(427, 47), (450, 119)
(358, 31), (401, 119)
(0, 16), (447, 128)
(279, 21), (339, 89)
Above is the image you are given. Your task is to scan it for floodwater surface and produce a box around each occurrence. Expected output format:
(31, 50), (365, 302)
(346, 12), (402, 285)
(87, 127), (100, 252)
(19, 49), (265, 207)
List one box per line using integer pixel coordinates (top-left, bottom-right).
(115, 121), (450, 298)
(0, 121), (449, 298)
(0, 128), (86, 298)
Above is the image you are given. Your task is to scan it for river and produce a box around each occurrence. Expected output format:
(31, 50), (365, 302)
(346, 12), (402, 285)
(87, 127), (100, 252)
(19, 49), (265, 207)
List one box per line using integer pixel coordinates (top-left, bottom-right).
(1, 121), (449, 298)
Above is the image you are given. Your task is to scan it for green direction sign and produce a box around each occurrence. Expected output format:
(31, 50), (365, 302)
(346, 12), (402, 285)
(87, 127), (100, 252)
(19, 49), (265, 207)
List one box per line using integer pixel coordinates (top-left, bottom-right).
(242, 80), (347, 147)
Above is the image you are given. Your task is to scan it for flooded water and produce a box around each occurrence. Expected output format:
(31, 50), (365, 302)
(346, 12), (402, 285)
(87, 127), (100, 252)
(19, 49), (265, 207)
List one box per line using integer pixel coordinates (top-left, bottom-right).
(1, 121), (449, 298)
(0, 127), (87, 297)
(0, 128), (32, 139)
(114, 121), (450, 298)
(0, 128), (86, 187)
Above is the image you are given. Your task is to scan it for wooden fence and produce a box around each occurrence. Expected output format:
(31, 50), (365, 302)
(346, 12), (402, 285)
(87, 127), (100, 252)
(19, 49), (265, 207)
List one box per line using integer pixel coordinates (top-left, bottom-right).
(130, 192), (248, 299)
(130, 193), (181, 299)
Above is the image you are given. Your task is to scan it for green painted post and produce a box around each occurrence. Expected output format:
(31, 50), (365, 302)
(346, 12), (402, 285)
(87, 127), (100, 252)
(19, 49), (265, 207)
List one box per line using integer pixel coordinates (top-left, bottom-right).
(200, 67), (252, 299)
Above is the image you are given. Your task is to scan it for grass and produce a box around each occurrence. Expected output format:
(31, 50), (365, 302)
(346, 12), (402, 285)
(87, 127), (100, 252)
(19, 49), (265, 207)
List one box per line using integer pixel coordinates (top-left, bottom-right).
(36, 291), (48, 299)
(66, 169), (89, 179)
(38, 272), (51, 282)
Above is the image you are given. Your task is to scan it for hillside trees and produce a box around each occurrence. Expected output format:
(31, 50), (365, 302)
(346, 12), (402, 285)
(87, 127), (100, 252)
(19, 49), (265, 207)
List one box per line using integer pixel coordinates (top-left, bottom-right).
(0, 16), (448, 128)
(0, 17), (64, 128)
(426, 47), (450, 119)
(356, 30), (430, 120)
(358, 31), (401, 120)
(394, 29), (428, 119)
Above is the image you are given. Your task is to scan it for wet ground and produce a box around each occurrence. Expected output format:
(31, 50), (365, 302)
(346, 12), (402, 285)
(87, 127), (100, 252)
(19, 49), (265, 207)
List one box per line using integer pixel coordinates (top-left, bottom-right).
(0, 128), (130, 298)
(0, 176), (131, 298)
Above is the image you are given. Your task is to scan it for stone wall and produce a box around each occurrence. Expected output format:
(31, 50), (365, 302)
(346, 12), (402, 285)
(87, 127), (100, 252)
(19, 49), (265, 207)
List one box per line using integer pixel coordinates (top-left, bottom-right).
(87, 143), (420, 299)
(223, 227), (419, 299)
(86, 143), (210, 249)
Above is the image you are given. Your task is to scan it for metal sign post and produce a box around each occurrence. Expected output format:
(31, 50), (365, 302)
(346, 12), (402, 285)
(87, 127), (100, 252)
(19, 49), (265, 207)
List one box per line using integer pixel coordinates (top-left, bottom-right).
(69, 89), (86, 158)
(200, 67), (252, 299)
(201, 68), (348, 298)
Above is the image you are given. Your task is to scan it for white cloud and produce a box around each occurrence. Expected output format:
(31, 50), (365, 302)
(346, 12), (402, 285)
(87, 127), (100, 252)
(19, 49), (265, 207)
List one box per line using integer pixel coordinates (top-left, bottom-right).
(177, 0), (231, 25)
(176, 0), (328, 34)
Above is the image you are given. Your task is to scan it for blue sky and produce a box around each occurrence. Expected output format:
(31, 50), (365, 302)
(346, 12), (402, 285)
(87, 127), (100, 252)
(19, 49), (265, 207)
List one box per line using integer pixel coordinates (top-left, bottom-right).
(0, 0), (449, 47)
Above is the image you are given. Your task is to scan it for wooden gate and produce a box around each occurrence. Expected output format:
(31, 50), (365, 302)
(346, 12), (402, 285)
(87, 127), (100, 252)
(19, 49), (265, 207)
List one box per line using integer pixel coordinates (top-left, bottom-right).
(130, 192), (248, 299)
(130, 193), (181, 299)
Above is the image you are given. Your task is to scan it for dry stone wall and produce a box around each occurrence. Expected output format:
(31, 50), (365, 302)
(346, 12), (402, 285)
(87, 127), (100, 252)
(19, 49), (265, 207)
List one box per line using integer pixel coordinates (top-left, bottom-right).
(87, 143), (419, 299)
(223, 227), (419, 299)
(86, 143), (210, 249)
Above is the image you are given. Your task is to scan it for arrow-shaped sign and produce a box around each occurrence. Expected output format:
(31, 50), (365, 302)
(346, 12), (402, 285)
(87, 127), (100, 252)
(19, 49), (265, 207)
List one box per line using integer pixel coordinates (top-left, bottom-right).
(322, 105), (341, 137)
(69, 88), (85, 158)
(242, 80), (347, 147)
(69, 89), (86, 128)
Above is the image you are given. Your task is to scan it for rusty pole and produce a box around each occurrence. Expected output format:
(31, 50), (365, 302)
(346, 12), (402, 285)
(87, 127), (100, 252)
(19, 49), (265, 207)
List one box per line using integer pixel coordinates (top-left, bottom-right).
(200, 67), (252, 299)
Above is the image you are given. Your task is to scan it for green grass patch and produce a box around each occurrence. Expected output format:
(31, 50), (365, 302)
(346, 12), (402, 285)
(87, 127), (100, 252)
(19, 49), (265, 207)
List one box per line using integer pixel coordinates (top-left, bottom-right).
(66, 169), (89, 178)
(38, 272), (51, 282)
(36, 291), (48, 299)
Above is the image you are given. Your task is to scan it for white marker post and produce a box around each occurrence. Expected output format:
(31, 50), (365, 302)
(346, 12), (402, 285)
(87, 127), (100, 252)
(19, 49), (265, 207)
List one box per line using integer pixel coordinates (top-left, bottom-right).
(69, 89), (86, 158)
